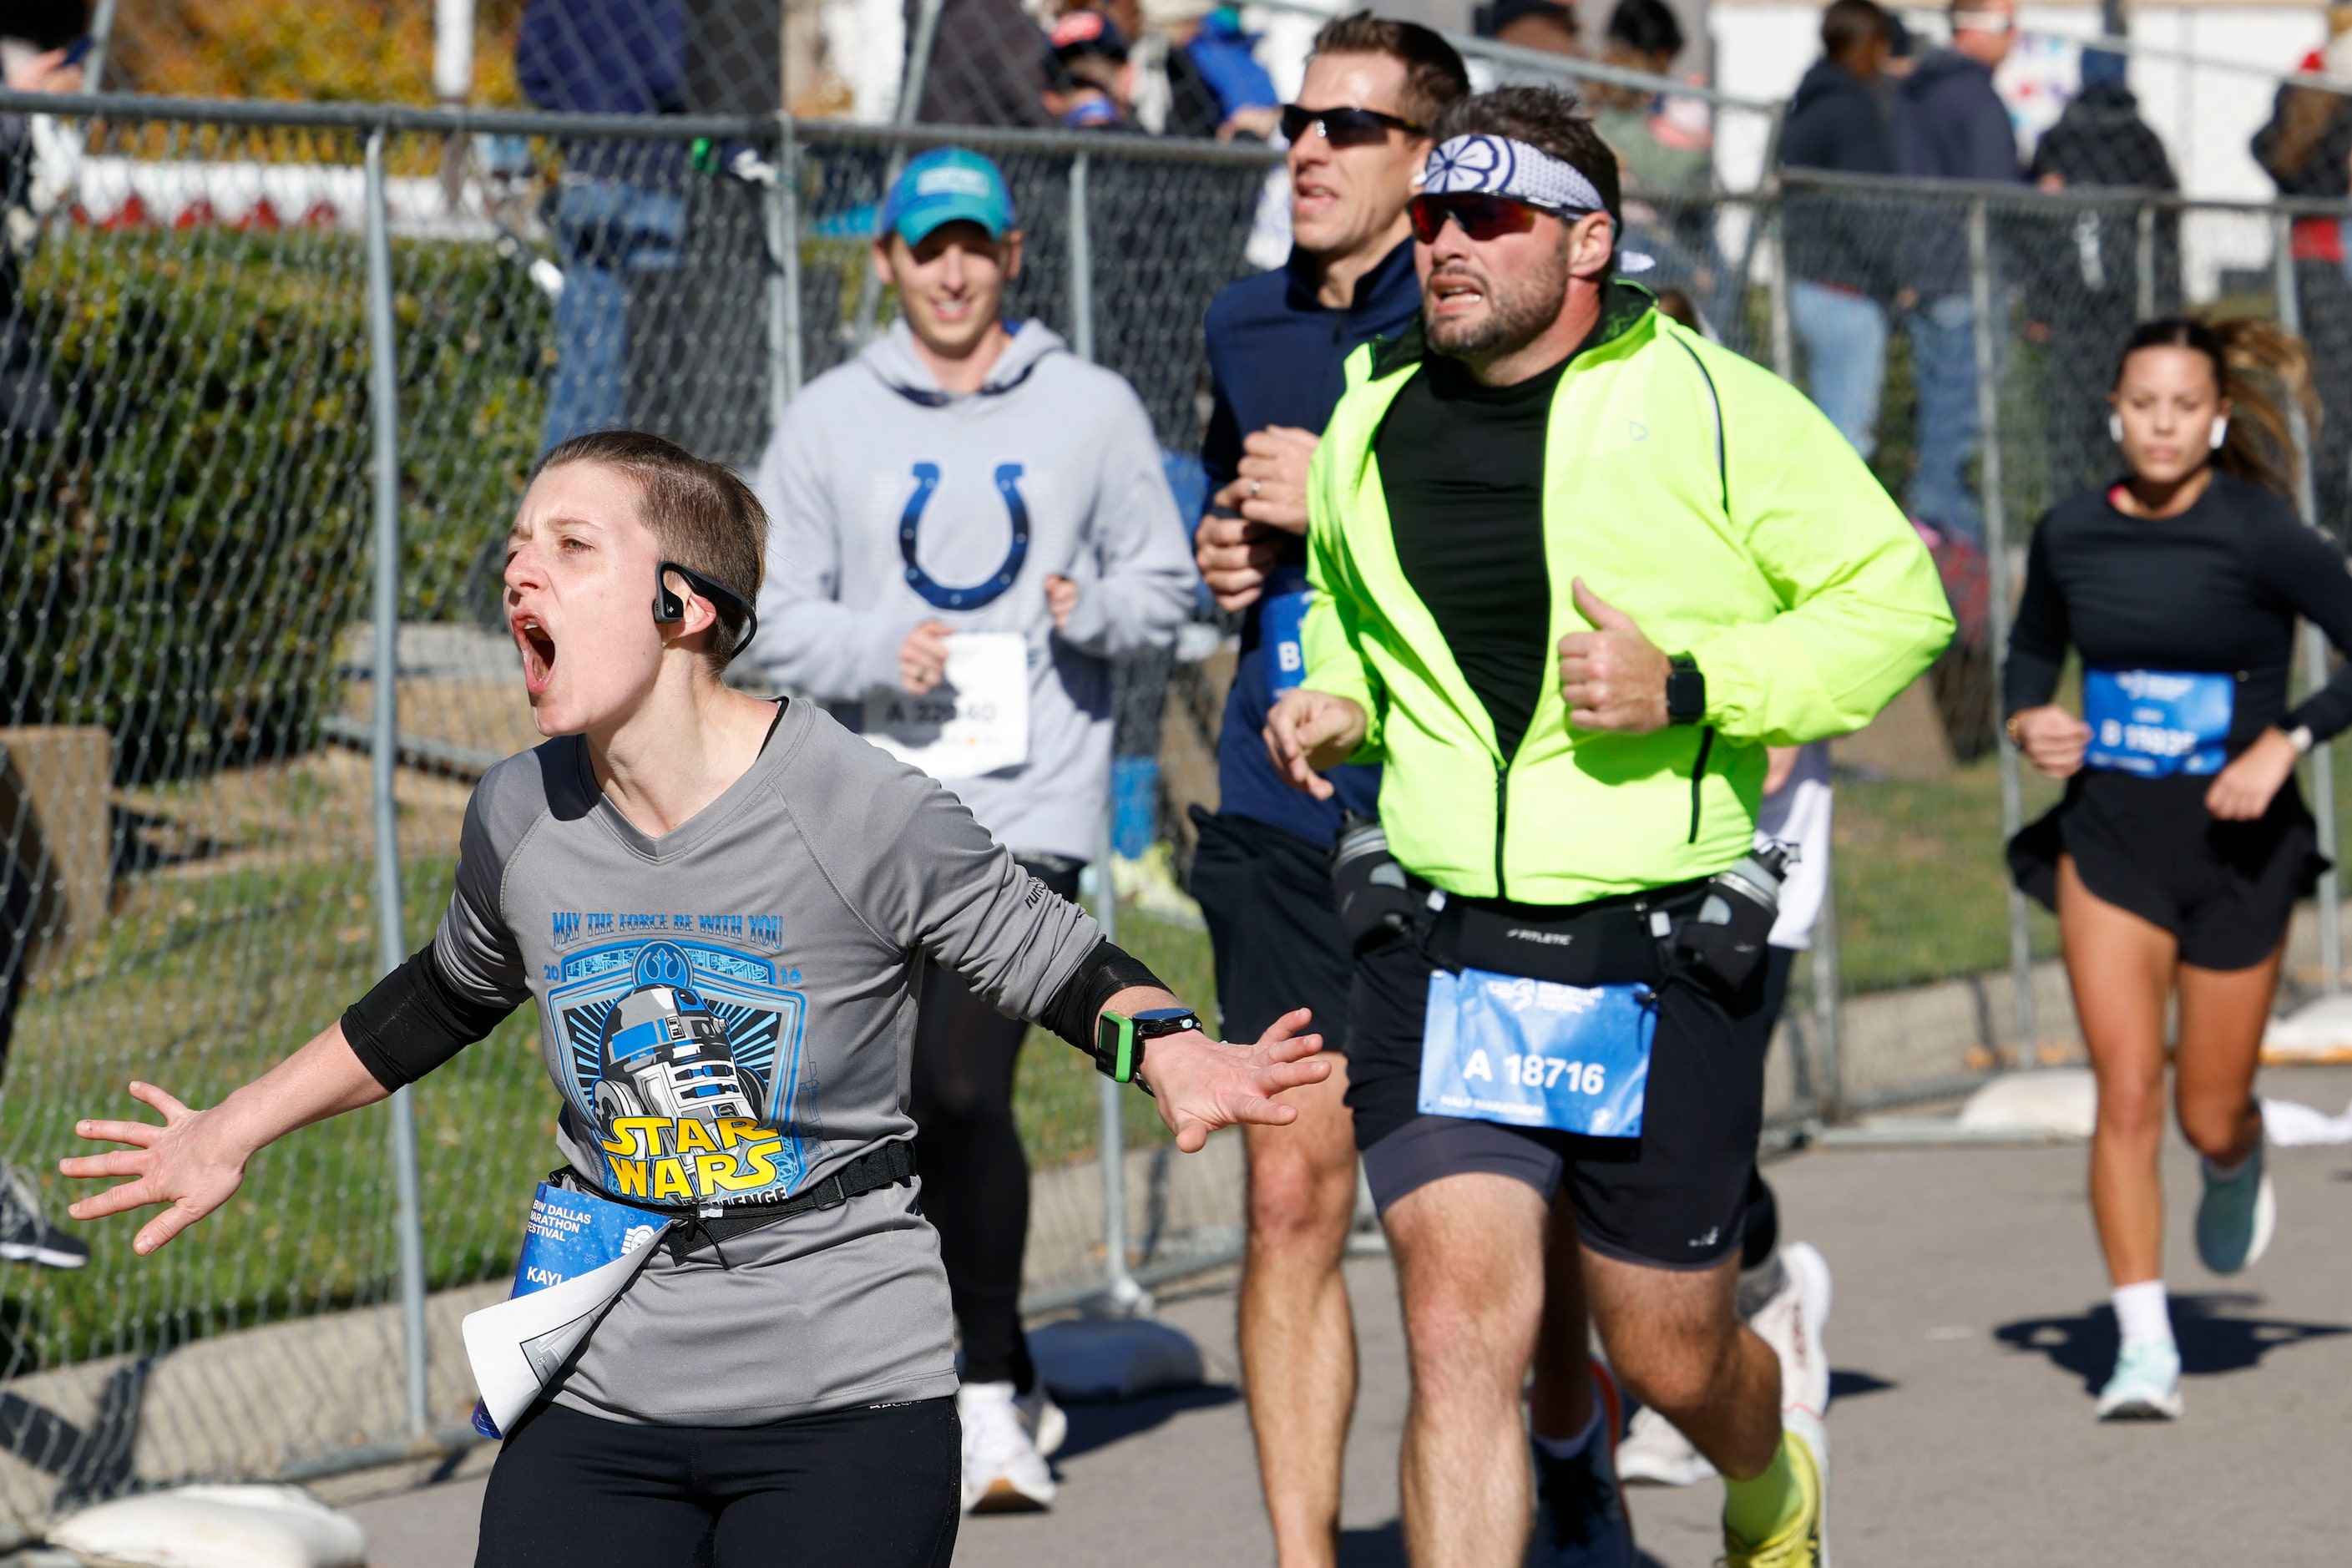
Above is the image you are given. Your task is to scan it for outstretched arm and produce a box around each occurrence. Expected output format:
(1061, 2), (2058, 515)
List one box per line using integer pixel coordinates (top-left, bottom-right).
(1099, 989), (1328, 1153)
(61, 1023), (388, 1256)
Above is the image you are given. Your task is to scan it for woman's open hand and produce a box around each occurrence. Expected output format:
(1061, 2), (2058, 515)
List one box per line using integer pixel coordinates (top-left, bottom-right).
(1137, 1008), (1330, 1154)
(61, 1082), (255, 1256)
(2011, 705), (2091, 780)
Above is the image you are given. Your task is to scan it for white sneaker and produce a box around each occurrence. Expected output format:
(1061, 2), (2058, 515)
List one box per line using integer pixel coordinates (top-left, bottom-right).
(1015, 1382), (1068, 1458)
(1615, 1404), (1715, 1487)
(1749, 1242), (1834, 1421)
(959, 1381), (1056, 1513)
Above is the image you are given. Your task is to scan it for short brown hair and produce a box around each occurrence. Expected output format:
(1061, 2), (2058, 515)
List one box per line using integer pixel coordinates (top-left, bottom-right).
(534, 429), (767, 669)
(1820, 0), (1890, 59)
(1311, 12), (1472, 129)
(1433, 86), (1623, 227)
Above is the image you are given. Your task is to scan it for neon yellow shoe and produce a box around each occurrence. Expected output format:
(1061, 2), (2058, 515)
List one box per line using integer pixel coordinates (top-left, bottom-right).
(1719, 1411), (1828, 1568)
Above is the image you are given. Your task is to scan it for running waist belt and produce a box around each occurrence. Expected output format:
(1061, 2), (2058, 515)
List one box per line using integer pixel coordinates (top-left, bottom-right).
(1425, 881), (1707, 986)
(567, 1139), (918, 1262)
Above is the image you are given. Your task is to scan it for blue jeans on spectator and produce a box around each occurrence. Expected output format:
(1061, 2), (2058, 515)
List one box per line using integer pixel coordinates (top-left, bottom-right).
(544, 179), (686, 452)
(1789, 280), (1886, 460)
(1904, 293), (1982, 546)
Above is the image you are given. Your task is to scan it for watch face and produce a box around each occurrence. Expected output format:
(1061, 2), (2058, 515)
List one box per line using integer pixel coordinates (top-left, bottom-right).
(1133, 1007), (1194, 1024)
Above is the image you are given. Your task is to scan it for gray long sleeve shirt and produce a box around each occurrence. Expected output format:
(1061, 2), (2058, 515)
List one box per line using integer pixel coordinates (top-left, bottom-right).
(430, 697), (1100, 1424)
(750, 320), (1198, 861)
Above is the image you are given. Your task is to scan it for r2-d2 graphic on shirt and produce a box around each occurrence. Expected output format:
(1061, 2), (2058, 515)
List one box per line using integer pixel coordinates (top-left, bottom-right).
(547, 932), (810, 1206)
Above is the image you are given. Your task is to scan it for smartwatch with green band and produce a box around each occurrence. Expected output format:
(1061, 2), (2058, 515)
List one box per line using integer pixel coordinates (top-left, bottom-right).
(1093, 1005), (1201, 1089)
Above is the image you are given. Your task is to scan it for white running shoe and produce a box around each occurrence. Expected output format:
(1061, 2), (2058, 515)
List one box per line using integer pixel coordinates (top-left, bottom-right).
(959, 1381), (1057, 1513)
(1616, 1404), (1715, 1488)
(1015, 1382), (1068, 1458)
(1749, 1242), (1834, 1421)
(2095, 1341), (2183, 1421)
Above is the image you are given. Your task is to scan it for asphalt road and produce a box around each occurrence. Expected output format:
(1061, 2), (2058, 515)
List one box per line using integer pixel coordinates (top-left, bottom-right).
(347, 1065), (2352, 1566)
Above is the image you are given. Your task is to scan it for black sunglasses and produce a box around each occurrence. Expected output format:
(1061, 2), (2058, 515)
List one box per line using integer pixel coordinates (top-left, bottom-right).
(1280, 103), (1426, 146)
(654, 560), (760, 661)
(1408, 192), (1568, 244)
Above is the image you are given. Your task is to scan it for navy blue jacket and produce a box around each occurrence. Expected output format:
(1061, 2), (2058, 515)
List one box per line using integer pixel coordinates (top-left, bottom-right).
(516, 0), (686, 184)
(1201, 240), (1419, 844)
(1780, 59), (1897, 298)
(1893, 48), (2022, 296)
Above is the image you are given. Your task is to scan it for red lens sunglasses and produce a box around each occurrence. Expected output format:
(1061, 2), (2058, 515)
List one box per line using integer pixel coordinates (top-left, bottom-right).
(1408, 192), (1564, 244)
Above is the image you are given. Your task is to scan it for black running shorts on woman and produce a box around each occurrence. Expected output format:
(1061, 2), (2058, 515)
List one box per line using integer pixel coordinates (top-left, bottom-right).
(1347, 933), (1768, 1271)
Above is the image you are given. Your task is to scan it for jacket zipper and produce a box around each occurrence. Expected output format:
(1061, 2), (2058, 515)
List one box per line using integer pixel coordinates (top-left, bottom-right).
(1688, 726), (1716, 844)
(1494, 761), (1510, 901)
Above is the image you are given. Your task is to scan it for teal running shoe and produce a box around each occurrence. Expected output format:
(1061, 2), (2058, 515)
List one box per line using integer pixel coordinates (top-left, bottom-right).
(2194, 1145), (2276, 1276)
(2095, 1341), (2183, 1421)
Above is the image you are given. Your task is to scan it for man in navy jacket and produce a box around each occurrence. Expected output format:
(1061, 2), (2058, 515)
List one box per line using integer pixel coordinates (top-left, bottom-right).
(1187, 15), (1464, 1564)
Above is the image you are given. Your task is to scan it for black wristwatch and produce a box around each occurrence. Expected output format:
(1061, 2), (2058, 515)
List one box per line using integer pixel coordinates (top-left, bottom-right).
(1666, 654), (1706, 726)
(1094, 1005), (1200, 1090)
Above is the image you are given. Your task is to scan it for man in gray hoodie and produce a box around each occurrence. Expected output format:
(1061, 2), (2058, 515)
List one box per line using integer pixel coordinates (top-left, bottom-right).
(749, 147), (1197, 1515)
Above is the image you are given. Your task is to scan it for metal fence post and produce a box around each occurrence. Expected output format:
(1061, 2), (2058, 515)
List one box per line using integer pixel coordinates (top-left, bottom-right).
(852, 0), (950, 346)
(1970, 198), (2036, 1066)
(364, 130), (432, 1439)
(2135, 201), (2156, 321)
(1067, 151), (1142, 1313)
(2271, 210), (2343, 993)
(765, 118), (802, 430)
(1765, 203), (1793, 387)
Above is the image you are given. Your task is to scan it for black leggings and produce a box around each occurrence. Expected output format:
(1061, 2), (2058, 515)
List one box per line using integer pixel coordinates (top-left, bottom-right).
(908, 855), (1082, 1392)
(475, 1398), (959, 1568)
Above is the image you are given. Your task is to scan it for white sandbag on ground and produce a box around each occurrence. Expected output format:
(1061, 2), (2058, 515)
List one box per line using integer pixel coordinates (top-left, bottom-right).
(2262, 994), (2352, 1063)
(1956, 1068), (2097, 1140)
(49, 1485), (366, 1568)
(1030, 1317), (1204, 1402)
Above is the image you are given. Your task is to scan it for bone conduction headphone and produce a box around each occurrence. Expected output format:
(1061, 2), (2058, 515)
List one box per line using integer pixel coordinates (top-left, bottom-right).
(654, 561), (760, 661)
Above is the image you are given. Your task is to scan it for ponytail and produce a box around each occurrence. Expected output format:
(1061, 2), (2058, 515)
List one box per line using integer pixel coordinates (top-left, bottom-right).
(2112, 316), (2321, 502)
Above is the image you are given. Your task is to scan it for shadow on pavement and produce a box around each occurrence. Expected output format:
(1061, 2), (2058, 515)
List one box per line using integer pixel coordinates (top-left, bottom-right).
(1995, 1292), (2352, 1393)
(1827, 1368), (1894, 1401)
(1052, 1383), (1241, 1462)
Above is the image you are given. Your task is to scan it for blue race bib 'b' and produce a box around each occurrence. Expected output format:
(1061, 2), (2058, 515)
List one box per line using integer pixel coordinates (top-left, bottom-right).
(1262, 575), (1313, 700)
(1417, 969), (1656, 1138)
(2081, 668), (2233, 777)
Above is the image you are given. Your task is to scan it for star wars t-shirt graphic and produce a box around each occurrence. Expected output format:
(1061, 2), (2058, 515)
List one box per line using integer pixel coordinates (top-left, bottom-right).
(545, 933), (810, 1206)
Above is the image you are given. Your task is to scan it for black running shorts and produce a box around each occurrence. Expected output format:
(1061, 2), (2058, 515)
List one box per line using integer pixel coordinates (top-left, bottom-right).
(1186, 807), (1356, 1049)
(2010, 771), (2325, 971)
(1347, 933), (1766, 1271)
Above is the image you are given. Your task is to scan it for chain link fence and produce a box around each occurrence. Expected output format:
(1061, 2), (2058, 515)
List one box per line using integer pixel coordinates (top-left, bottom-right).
(2, 82), (2351, 1527)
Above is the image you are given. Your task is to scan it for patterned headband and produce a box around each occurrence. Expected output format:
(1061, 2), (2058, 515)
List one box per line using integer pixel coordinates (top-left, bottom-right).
(1421, 133), (1609, 214)
(1418, 133), (1656, 273)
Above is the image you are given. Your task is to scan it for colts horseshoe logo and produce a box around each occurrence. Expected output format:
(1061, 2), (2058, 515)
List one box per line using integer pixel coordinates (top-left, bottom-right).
(898, 462), (1031, 610)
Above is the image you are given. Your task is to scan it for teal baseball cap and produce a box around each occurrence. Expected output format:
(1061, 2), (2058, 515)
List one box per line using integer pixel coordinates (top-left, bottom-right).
(878, 148), (1017, 244)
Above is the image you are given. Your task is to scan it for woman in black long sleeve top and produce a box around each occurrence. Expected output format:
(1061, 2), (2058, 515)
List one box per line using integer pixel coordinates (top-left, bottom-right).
(2004, 317), (2348, 1425)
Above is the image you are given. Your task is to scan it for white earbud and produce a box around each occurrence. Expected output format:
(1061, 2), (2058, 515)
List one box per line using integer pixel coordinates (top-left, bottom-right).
(2209, 415), (2229, 452)
(2109, 411), (2125, 445)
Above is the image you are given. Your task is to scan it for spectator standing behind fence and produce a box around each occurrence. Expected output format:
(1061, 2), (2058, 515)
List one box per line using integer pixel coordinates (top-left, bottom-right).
(747, 149), (1196, 1516)
(0, 17), (91, 1272)
(1778, 0), (1899, 458)
(1587, 0), (1710, 199)
(1890, 0), (2022, 562)
(1474, 0), (1582, 58)
(2253, 18), (2352, 534)
(2004, 318), (2346, 1422)
(1188, 17), (1464, 1563)
(2024, 49), (2177, 501)
(515, 0), (688, 451)
(908, 0), (1052, 127)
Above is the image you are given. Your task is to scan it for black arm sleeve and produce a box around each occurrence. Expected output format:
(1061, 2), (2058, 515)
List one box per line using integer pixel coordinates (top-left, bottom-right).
(2002, 521), (2068, 717)
(2257, 513), (2352, 742)
(1038, 938), (1171, 1052)
(342, 943), (521, 1091)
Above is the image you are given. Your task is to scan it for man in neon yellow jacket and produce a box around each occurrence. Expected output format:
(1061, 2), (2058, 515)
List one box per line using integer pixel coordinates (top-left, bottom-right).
(1265, 88), (1950, 1568)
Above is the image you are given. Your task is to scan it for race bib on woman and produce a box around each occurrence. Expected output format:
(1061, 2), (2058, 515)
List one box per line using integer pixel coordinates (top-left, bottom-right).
(2082, 668), (2233, 778)
(1417, 969), (1655, 1139)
